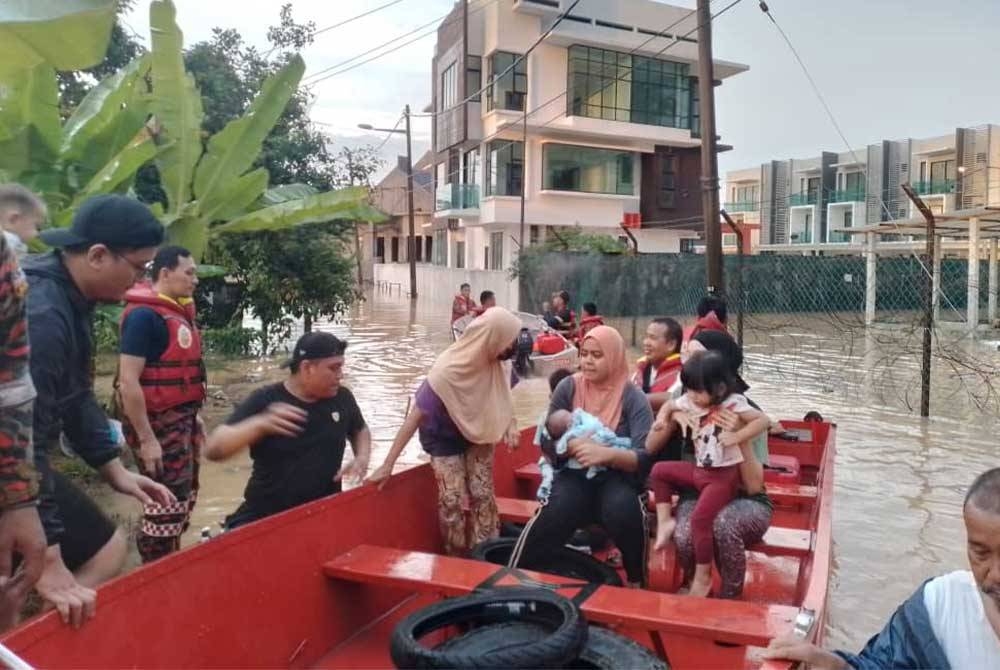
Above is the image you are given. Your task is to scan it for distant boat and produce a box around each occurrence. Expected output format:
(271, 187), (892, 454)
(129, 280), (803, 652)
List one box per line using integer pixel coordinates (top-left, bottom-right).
(452, 310), (578, 379)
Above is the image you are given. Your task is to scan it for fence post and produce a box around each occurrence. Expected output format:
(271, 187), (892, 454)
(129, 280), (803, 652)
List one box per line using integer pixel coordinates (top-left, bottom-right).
(720, 210), (745, 347)
(864, 232), (877, 326)
(989, 238), (998, 326)
(968, 217), (981, 334)
(932, 242), (942, 324)
(902, 182), (935, 418)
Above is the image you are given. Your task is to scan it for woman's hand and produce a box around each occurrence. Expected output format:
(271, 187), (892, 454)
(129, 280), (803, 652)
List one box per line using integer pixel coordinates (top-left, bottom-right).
(652, 399), (676, 432)
(713, 408), (745, 433)
(505, 422), (520, 450)
(569, 442), (615, 468)
(365, 462), (394, 491)
(674, 410), (700, 439)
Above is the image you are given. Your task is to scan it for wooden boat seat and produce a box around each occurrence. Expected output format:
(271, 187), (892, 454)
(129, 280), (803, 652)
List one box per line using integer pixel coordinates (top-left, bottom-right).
(513, 462), (818, 507)
(323, 544), (799, 647)
(496, 496), (811, 558)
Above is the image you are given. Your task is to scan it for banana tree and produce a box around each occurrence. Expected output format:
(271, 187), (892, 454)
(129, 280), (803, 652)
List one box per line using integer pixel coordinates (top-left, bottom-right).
(0, 0), (118, 73)
(146, 0), (385, 261)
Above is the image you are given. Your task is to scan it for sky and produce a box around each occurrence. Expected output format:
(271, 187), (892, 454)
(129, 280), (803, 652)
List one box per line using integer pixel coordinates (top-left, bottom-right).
(125, 0), (1000, 180)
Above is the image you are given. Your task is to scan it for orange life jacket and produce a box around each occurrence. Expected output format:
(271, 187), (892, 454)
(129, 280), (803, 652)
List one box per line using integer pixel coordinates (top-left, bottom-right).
(121, 286), (205, 412)
(632, 354), (682, 394)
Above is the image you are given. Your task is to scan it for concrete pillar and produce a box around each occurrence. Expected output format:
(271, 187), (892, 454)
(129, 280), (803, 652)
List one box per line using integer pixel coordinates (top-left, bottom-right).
(932, 239), (942, 325)
(865, 232), (877, 326)
(989, 238), (999, 325)
(968, 217), (981, 333)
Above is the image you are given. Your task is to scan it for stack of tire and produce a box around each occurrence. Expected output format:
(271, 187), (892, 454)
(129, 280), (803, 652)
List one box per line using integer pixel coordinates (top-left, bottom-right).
(389, 588), (667, 669)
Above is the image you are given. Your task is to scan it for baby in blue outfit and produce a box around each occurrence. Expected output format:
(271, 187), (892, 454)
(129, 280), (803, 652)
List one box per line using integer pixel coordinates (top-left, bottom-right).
(536, 408), (632, 500)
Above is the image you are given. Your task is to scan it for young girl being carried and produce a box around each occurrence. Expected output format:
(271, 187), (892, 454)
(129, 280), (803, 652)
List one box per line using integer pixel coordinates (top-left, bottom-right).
(648, 350), (770, 597)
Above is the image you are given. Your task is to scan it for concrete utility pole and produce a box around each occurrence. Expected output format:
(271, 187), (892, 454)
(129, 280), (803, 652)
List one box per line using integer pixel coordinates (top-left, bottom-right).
(696, 0), (723, 296)
(404, 104), (417, 299)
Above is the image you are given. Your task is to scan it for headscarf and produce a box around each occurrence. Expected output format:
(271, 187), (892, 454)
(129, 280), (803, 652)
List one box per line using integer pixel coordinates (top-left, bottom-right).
(427, 306), (521, 444)
(572, 325), (630, 429)
(692, 329), (749, 394)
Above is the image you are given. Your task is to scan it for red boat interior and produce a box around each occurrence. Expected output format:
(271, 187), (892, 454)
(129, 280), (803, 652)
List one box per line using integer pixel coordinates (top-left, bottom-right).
(4, 421), (834, 669)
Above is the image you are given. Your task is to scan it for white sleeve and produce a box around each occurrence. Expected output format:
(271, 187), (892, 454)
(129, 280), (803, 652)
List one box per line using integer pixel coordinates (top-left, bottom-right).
(724, 394), (754, 414)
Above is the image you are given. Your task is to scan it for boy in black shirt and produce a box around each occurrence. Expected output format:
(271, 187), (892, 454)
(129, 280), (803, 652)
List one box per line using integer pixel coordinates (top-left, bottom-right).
(205, 332), (371, 529)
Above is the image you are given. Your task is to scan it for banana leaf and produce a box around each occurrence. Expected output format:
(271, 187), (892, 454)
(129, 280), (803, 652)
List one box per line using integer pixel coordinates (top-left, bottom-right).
(0, 63), (61, 179)
(0, 0), (116, 71)
(165, 214), (208, 263)
(213, 186), (387, 235)
(197, 167), (269, 223)
(61, 54), (152, 183)
(192, 56), (304, 202)
(149, 0), (204, 213)
(257, 183), (318, 207)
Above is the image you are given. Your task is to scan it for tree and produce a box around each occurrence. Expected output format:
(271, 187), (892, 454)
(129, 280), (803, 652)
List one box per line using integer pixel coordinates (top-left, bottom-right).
(331, 146), (385, 287)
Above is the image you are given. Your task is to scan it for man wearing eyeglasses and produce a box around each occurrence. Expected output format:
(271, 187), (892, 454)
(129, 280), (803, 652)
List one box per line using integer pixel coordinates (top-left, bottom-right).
(23, 195), (174, 628)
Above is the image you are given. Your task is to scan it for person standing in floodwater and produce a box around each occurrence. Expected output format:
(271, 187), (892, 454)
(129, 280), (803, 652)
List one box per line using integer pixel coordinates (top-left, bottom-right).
(368, 307), (522, 555)
(116, 245), (206, 562)
(451, 283), (476, 325)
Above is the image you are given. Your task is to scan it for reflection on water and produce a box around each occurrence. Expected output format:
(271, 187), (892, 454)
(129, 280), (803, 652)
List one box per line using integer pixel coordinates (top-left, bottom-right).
(114, 293), (999, 649)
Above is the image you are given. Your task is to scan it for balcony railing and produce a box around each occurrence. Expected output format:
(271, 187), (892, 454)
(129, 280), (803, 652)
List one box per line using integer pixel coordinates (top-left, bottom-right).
(789, 193), (818, 206)
(789, 228), (813, 244)
(910, 179), (955, 195)
(829, 188), (865, 203)
(722, 201), (759, 213)
(435, 183), (480, 211)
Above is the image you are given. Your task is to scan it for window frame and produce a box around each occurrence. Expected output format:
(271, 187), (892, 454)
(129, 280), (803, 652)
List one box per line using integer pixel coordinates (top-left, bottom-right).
(440, 61), (458, 111)
(486, 51), (527, 112)
(465, 55), (482, 103)
(485, 140), (524, 197)
(541, 142), (636, 196)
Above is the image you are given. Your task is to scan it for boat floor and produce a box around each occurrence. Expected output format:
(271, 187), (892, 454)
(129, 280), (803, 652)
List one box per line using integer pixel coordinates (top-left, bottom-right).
(312, 545), (800, 670)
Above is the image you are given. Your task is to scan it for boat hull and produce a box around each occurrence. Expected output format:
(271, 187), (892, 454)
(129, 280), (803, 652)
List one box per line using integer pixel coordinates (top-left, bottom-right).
(3, 423), (834, 669)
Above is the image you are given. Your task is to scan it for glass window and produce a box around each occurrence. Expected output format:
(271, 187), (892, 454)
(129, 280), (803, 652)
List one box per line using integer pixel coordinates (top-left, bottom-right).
(844, 172), (863, 192)
(543, 144), (635, 196)
(463, 147), (480, 186)
(487, 51), (526, 111)
(465, 55), (482, 102)
(930, 159), (955, 184)
(441, 62), (458, 110)
(433, 230), (446, 265)
(722, 233), (737, 247)
(453, 240), (465, 269)
(658, 154), (676, 208)
(529, 224), (541, 245)
(486, 141), (524, 196)
(567, 45), (693, 129)
(489, 232), (504, 270)
(807, 177), (820, 203)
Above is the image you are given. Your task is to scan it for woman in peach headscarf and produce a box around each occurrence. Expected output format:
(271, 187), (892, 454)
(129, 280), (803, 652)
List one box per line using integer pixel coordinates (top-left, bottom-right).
(509, 326), (654, 587)
(368, 307), (521, 555)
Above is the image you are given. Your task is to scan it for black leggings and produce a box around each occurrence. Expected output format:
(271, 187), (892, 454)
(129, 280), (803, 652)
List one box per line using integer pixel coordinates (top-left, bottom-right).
(510, 469), (648, 585)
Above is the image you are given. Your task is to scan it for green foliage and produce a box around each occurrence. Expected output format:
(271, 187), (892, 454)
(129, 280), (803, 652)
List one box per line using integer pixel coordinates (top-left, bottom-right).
(0, 1), (118, 73)
(214, 221), (356, 353)
(93, 304), (123, 353)
(201, 325), (260, 357)
(509, 226), (627, 279)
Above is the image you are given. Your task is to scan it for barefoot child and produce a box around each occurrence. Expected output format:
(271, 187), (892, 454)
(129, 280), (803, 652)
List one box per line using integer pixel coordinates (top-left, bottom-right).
(649, 351), (769, 597)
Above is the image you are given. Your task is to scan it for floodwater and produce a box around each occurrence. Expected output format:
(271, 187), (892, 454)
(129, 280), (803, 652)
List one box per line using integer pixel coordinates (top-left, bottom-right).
(98, 292), (999, 651)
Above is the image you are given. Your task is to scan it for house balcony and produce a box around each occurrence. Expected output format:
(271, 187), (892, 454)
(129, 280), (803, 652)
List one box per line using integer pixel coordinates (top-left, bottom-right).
(789, 192), (819, 206)
(723, 200), (759, 213)
(910, 179), (955, 195)
(435, 183), (481, 216)
(828, 188), (865, 203)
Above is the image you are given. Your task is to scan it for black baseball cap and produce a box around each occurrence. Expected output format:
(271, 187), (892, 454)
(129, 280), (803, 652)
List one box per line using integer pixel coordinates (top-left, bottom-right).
(39, 195), (164, 249)
(281, 332), (348, 369)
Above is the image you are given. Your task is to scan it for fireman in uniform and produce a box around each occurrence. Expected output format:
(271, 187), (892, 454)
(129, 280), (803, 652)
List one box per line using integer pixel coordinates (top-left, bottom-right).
(116, 245), (205, 562)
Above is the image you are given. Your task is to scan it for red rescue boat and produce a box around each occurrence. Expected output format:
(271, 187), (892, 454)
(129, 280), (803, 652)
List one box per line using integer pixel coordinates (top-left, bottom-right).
(2, 420), (834, 669)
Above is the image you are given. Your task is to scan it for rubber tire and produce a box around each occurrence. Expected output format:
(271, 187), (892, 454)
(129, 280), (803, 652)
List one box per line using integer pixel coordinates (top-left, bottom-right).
(389, 587), (587, 669)
(500, 521), (526, 538)
(471, 537), (623, 586)
(439, 623), (669, 670)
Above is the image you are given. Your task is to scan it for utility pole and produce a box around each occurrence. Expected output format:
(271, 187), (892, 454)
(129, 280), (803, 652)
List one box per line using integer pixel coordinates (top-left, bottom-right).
(347, 151), (365, 291)
(518, 110), (527, 250)
(696, 0), (723, 296)
(902, 182), (935, 417)
(404, 104), (417, 300)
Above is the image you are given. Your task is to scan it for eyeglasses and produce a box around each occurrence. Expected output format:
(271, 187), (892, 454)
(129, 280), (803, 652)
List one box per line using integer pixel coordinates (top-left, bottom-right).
(113, 252), (152, 278)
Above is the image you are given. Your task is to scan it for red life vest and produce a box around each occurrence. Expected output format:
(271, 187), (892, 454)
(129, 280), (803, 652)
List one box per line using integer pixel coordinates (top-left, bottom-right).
(631, 354), (682, 393)
(577, 315), (605, 339)
(684, 311), (727, 341)
(121, 286), (205, 412)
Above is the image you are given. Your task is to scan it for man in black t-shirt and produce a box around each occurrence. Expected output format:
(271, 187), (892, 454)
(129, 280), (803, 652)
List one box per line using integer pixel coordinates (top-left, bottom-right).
(205, 332), (371, 529)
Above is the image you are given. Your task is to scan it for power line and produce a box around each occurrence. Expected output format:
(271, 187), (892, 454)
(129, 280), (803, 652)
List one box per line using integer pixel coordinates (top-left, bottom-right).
(304, 0), (499, 87)
(313, 0), (407, 37)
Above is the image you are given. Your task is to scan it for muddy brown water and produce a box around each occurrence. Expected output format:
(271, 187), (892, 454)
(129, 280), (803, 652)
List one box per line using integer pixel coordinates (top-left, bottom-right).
(90, 294), (1000, 650)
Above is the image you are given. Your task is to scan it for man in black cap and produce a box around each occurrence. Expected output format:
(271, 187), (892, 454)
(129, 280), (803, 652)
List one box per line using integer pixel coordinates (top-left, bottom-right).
(205, 332), (371, 530)
(24, 194), (174, 627)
